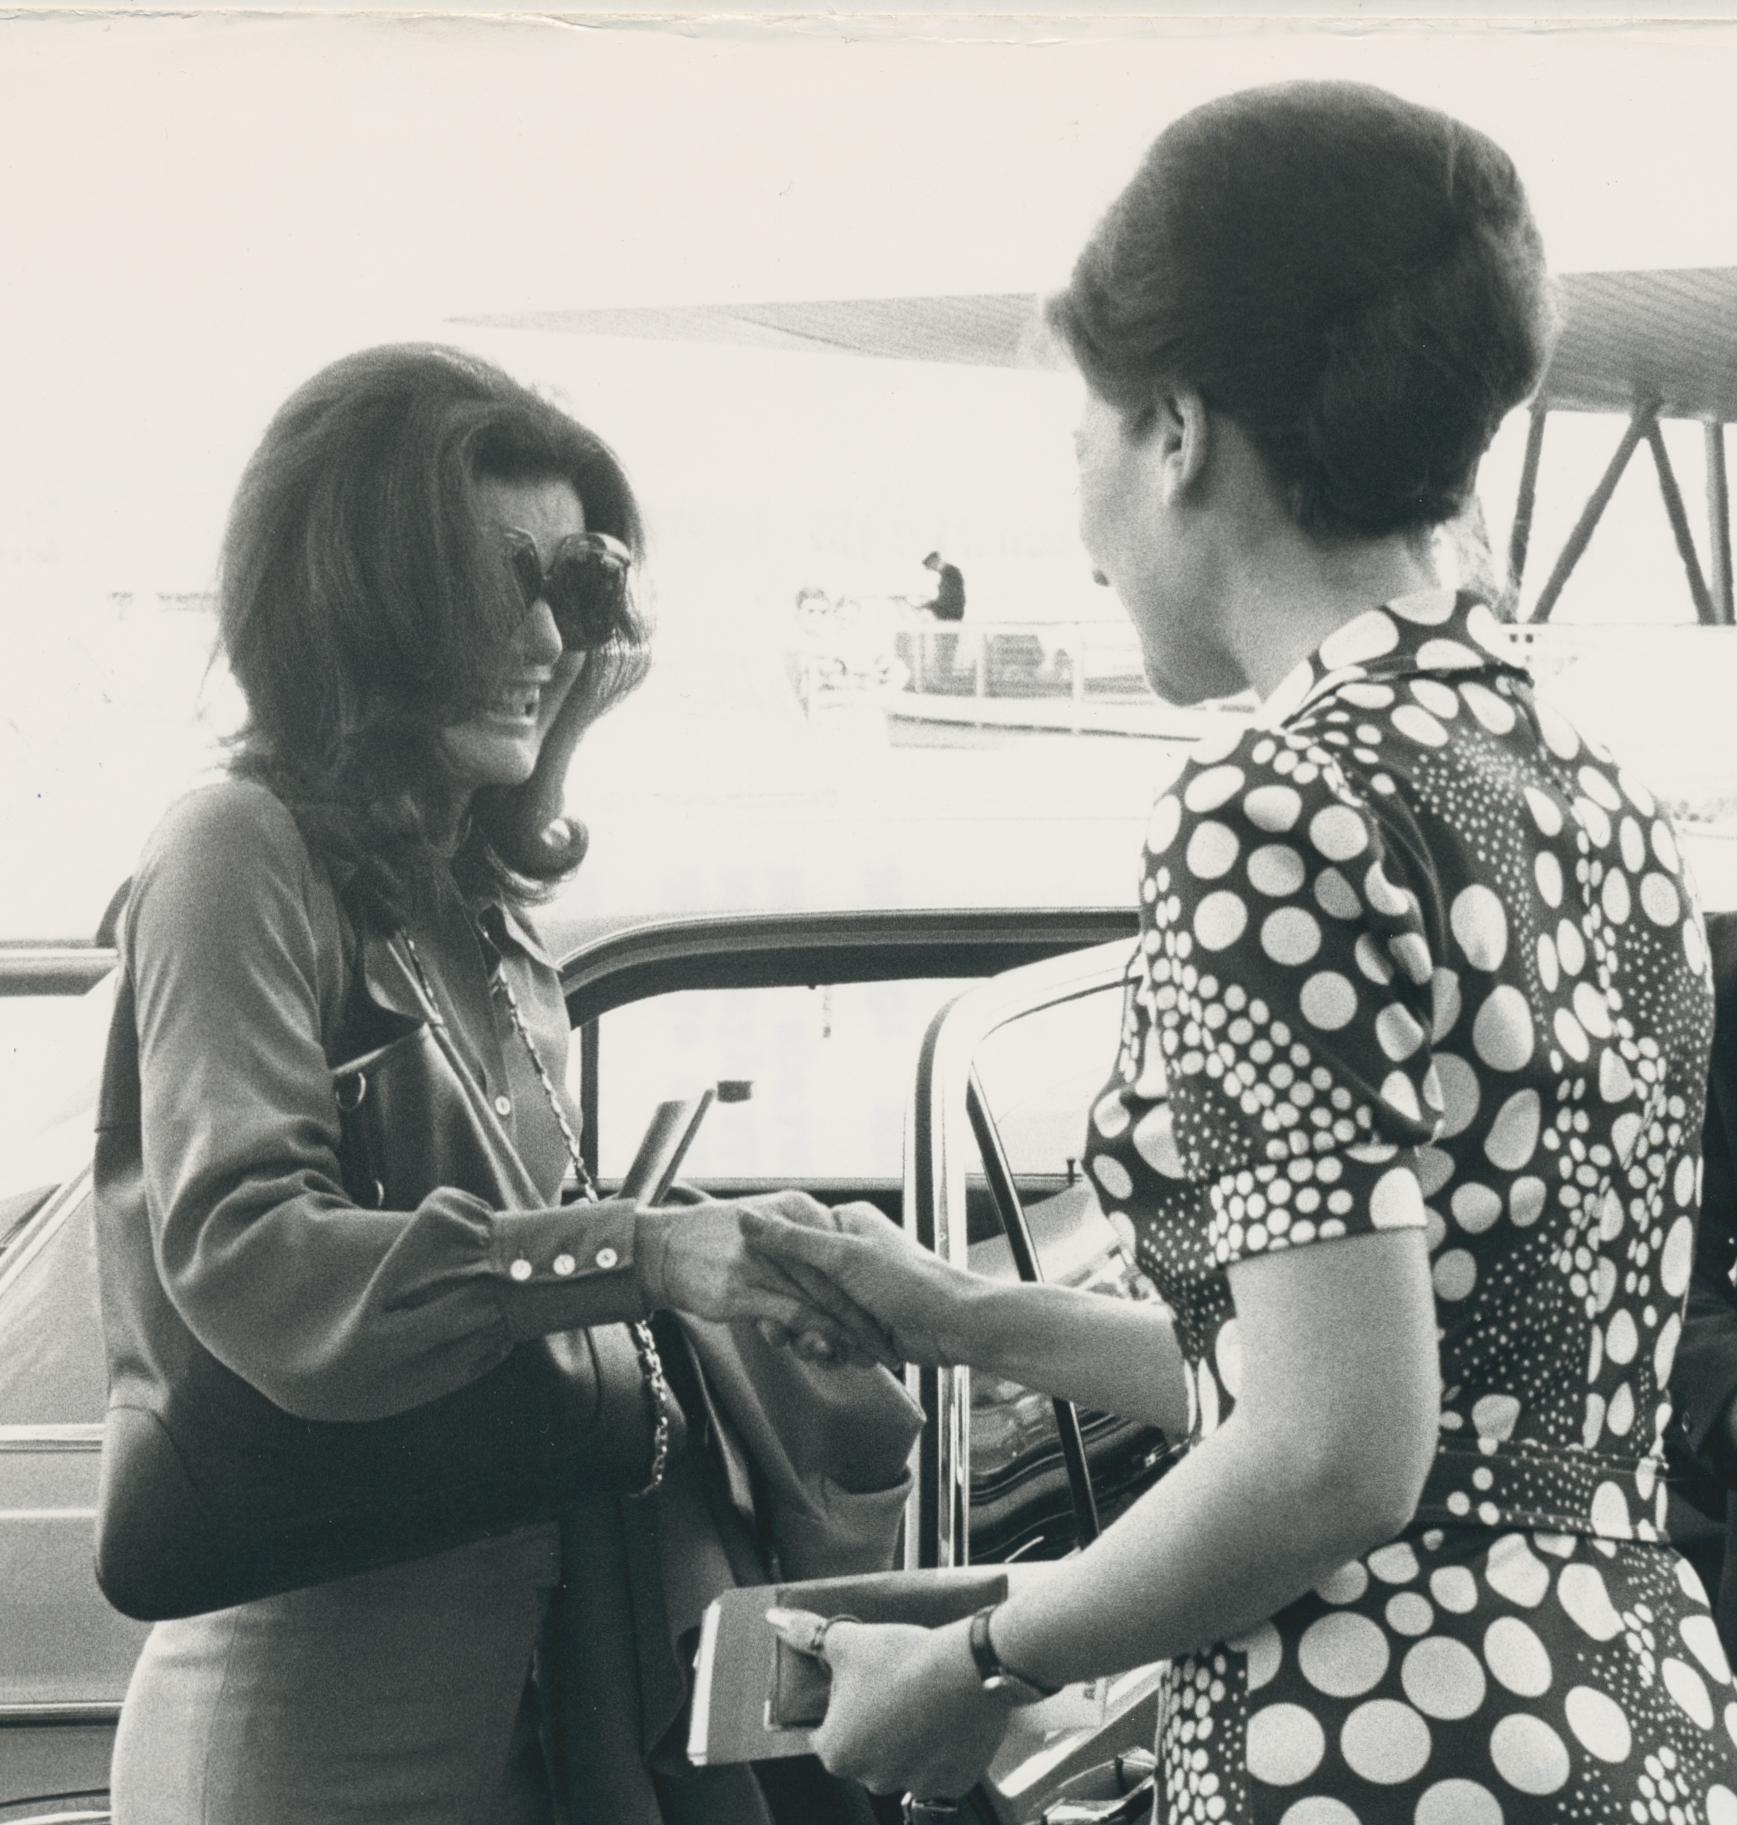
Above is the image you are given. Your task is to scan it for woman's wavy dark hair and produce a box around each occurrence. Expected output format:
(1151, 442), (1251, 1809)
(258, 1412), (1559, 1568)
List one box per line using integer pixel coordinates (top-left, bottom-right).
(219, 342), (649, 924)
(1047, 82), (1557, 540)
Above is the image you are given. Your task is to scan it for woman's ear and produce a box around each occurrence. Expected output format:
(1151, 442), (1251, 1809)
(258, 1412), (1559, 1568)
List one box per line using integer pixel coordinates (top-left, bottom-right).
(1155, 389), (1212, 507)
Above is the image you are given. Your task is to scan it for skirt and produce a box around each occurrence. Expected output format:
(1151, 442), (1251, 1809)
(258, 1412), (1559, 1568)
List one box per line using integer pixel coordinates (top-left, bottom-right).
(111, 1523), (563, 1825)
(1162, 1526), (1737, 1823)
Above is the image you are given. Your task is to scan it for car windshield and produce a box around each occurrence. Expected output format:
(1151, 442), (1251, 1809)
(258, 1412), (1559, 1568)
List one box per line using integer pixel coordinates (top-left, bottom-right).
(3, 16), (1736, 1208)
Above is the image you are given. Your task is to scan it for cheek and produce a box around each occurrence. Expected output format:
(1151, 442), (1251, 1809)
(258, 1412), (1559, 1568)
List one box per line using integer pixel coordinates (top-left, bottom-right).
(1077, 452), (1131, 556)
(541, 653), (586, 724)
(1075, 468), (1107, 554)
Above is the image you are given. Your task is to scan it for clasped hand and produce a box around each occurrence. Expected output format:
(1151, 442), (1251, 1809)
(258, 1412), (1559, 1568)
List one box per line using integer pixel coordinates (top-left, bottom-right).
(741, 1197), (972, 1368)
(634, 1191), (891, 1367)
(638, 1193), (970, 1371)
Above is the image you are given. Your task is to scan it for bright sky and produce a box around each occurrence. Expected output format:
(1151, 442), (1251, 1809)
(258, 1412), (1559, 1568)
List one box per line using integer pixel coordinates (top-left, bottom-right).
(3, 9), (1736, 943)
(3, 10), (1735, 598)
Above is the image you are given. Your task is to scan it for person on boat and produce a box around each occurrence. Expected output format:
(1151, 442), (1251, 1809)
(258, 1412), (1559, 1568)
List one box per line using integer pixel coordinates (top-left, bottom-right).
(917, 550), (967, 623)
(915, 550), (966, 683)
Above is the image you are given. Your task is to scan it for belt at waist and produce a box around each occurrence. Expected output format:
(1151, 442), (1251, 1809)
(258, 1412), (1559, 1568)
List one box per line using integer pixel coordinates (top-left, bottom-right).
(1412, 1434), (1668, 1544)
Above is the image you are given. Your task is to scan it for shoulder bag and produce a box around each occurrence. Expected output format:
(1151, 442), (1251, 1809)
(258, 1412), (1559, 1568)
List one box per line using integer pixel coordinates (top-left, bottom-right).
(94, 926), (676, 1621)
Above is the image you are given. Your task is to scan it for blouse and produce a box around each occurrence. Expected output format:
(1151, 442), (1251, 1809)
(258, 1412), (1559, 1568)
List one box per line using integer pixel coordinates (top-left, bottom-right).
(1082, 586), (1714, 1544)
(100, 777), (649, 1424)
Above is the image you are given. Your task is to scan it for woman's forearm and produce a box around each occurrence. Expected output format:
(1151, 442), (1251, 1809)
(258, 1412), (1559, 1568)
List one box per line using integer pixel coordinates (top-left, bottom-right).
(988, 1408), (1417, 1686)
(948, 1278), (1188, 1432)
(988, 1234), (1439, 1687)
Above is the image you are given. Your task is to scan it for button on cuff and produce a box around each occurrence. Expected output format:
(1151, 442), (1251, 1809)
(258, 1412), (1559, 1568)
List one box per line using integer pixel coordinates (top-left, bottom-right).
(492, 1205), (651, 1340)
(492, 1207), (643, 1326)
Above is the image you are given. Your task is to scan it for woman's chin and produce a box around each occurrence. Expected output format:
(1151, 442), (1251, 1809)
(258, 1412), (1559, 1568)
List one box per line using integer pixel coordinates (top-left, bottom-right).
(1144, 644), (1244, 709)
(1145, 666), (1214, 709)
(441, 723), (542, 790)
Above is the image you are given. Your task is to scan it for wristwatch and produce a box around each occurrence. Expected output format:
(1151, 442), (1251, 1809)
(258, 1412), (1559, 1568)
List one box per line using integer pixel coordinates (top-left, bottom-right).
(967, 1603), (1061, 1704)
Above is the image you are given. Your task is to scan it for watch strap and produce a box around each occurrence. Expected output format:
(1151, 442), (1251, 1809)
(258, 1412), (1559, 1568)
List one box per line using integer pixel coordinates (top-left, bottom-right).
(967, 1602), (1061, 1701)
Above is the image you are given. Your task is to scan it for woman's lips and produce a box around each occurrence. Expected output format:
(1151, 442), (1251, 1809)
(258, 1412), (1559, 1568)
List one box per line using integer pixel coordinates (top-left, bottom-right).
(482, 683), (544, 721)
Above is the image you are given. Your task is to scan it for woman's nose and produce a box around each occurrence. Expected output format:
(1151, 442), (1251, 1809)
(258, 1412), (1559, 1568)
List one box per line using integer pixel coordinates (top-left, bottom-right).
(518, 598), (563, 665)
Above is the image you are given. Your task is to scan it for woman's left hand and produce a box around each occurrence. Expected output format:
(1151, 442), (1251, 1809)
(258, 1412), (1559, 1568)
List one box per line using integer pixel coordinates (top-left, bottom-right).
(766, 1610), (1017, 1799)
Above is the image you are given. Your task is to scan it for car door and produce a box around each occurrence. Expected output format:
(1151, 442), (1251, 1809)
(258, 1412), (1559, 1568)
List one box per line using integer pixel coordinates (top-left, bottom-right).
(0, 958), (145, 1821)
(0, 1167), (147, 1822)
(0, 906), (1132, 1821)
(905, 938), (1173, 1825)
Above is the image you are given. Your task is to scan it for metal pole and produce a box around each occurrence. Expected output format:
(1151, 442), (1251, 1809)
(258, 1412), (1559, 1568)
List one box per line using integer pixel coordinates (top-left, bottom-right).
(1644, 420), (1715, 625)
(578, 1018), (601, 1182)
(965, 1073), (1101, 1548)
(1708, 420), (1734, 627)
(1531, 406), (1652, 623)
(1508, 406), (1547, 596)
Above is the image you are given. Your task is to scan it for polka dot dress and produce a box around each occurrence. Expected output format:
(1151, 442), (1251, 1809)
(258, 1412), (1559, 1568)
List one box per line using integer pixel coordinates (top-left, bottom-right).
(1082, 589), (1737, 1821)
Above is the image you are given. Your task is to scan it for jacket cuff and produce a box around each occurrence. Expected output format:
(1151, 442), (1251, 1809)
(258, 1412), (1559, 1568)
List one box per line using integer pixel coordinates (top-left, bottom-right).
(489, 1203), (651, 1340)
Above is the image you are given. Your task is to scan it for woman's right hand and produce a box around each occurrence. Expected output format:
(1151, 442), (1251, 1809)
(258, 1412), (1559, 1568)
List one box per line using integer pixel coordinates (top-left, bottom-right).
(739, 1200), (977, 1367)
(634, 1193), (899, 1368)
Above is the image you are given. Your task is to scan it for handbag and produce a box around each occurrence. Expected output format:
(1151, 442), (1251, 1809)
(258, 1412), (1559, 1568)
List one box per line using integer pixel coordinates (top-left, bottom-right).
(676, 1313), (922, 1581)
(541, 1313), (923, 1822)
(94, 924), (675, 1622)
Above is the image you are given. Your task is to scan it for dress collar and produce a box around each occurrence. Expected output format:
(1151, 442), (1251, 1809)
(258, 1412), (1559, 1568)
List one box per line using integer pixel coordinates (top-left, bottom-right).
(1258, 587), (1525, 729)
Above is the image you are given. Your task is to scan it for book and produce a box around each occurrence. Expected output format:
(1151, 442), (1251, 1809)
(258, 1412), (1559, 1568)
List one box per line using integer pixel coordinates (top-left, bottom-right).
(686, 1567), (1108, 1765)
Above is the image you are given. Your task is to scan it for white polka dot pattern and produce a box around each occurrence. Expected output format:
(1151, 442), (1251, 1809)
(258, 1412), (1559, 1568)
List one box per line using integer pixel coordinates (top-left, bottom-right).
(1087, 593), (1728, 1823)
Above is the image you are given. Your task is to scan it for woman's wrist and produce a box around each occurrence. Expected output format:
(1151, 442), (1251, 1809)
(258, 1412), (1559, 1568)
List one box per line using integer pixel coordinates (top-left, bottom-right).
(926, 1617), (1028, 1715)
(950, 1275), (1040, 1378)
(976, 1600), (1067, 1702)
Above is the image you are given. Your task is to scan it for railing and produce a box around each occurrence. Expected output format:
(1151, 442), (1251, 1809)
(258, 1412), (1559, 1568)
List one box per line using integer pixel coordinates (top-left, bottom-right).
(890, 620), (1149, 705)
(792, 610), (1244, 740)
(885, 620), (1246, 742)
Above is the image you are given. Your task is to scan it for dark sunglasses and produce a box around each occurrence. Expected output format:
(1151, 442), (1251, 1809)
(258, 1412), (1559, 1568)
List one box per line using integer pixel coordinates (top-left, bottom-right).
(502, 527), (632, 651)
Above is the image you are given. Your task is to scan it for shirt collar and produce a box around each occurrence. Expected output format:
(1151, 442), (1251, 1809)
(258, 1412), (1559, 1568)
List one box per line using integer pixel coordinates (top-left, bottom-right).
(478, 898), (557, 971)
(1257, 587), (1526, 729)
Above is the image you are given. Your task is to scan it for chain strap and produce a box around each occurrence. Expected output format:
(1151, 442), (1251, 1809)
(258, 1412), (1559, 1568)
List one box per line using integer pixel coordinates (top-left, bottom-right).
(400, 930), (673, 1496)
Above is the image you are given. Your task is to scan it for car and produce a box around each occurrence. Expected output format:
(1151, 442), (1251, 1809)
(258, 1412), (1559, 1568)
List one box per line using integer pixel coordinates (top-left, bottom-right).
(1, 892), (1185, 1825)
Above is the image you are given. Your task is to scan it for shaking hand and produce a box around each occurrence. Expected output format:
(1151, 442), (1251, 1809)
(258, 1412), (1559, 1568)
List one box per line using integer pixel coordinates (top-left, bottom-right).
(635, 1191), (898, 1368)
(739, 1199), (976, 1368)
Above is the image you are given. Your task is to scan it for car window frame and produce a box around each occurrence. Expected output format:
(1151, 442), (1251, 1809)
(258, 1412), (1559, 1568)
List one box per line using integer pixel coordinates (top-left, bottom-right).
(903, 936), (1138, 1574)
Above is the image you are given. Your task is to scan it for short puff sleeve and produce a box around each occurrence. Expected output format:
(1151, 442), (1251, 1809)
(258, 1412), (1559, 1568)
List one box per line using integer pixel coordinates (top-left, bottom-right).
(1102, 733), (1443, 1268)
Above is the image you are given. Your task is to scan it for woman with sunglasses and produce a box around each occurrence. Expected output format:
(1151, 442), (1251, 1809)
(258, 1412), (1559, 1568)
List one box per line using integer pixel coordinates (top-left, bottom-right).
(753, 83), (1737, 1820)
(100, 343), (883, 1825)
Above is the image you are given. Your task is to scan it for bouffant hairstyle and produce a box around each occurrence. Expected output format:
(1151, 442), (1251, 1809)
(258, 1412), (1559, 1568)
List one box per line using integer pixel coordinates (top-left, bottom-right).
(219, 343), (649, 922)
(1047, 81), (1556, 539)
